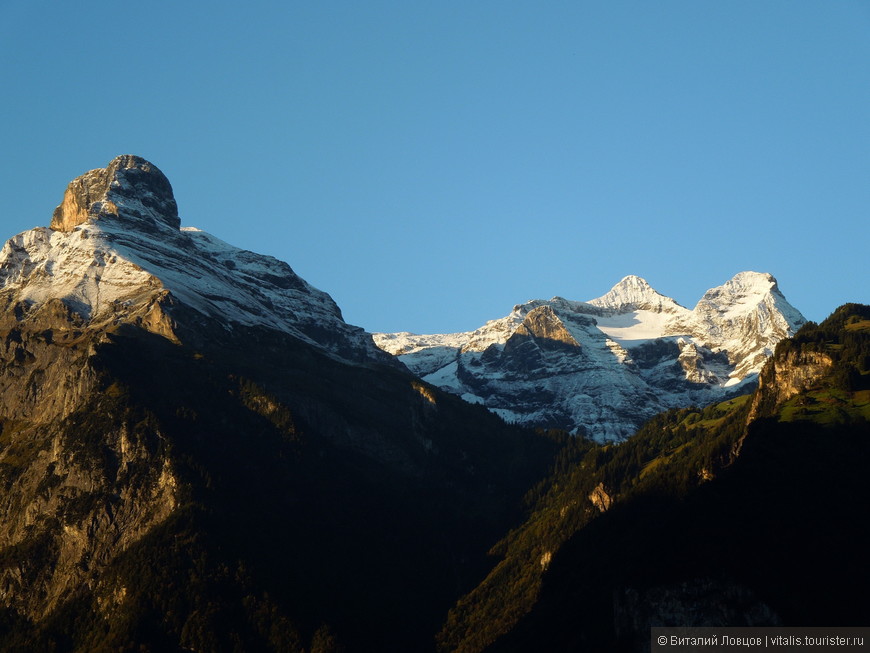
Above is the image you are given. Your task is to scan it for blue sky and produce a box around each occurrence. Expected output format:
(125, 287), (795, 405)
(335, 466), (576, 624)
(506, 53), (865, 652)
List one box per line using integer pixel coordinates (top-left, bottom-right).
(2, 1), (868, 333)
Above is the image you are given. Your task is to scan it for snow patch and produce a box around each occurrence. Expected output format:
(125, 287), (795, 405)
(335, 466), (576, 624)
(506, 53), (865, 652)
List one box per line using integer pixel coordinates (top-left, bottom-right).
(0, 220), (385, 365)
(595, 309), (680, 347)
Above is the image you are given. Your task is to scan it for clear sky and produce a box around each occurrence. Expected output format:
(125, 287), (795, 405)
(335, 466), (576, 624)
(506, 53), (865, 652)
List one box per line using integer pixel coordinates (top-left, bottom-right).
(2, 1), (868, 334)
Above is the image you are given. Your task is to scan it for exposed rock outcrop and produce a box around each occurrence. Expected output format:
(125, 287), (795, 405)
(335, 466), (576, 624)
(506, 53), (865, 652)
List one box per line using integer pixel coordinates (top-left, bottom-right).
(588, 482), (613, 513)
(513, 305), (580, 346)
(0, 413), (178, 620)
(50, 155), (179, 233)
(747, 349), (835, 423)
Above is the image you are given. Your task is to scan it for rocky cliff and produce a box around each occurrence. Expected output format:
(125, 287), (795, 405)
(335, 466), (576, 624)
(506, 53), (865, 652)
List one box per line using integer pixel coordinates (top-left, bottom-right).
(747, 350), (834, 423)
(50, 155), (179, 233)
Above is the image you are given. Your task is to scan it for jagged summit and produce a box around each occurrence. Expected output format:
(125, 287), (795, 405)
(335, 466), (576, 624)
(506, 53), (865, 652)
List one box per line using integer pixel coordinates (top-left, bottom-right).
(588, 275), (686, 314)
(2, 156), (388, 365)
(51, 155), (179, 233)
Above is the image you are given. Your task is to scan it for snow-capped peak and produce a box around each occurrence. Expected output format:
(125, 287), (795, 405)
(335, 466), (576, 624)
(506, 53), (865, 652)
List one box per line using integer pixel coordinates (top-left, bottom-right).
(679, 271), (806, 379)
(374, 272), (805, 441)
(695, 271), (778, 310)
(687, 271), (803, 334)
(0, 156), (388, 365)
(588, 275), (686, 314)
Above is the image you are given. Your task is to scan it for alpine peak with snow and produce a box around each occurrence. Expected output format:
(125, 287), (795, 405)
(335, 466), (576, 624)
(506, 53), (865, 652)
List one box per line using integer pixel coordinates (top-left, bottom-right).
(3, 155), (806, 443)
(374, 272), (806, 441)
(587, 274), (684, 313)
(0, 155), (387, 364)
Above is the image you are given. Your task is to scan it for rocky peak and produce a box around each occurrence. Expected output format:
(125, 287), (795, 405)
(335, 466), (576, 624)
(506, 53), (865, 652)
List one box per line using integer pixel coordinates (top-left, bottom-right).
(588, 275), (683, 313)
(514, 305), (579, 346)
(50, 155), (179, 233)
(1, 156), (391, 366)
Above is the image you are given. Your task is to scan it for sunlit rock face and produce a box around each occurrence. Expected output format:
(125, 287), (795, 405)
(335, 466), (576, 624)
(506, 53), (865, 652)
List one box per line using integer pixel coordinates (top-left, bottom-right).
(50, 155), (179, 233)
(747, 349), (835, 424)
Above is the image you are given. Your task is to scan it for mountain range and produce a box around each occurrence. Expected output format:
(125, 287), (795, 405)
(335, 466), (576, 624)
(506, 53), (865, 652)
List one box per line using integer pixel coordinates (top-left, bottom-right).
(375, 272), (805, 440)
(0, 156), (559, 651)
(0, 155), (865, 652)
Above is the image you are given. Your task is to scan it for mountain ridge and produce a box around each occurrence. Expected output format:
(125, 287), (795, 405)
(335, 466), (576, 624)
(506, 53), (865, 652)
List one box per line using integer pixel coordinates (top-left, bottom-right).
(12, 155), (806, 443)
(0, 154), (861, 652)
(375, 272), (805, 440)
